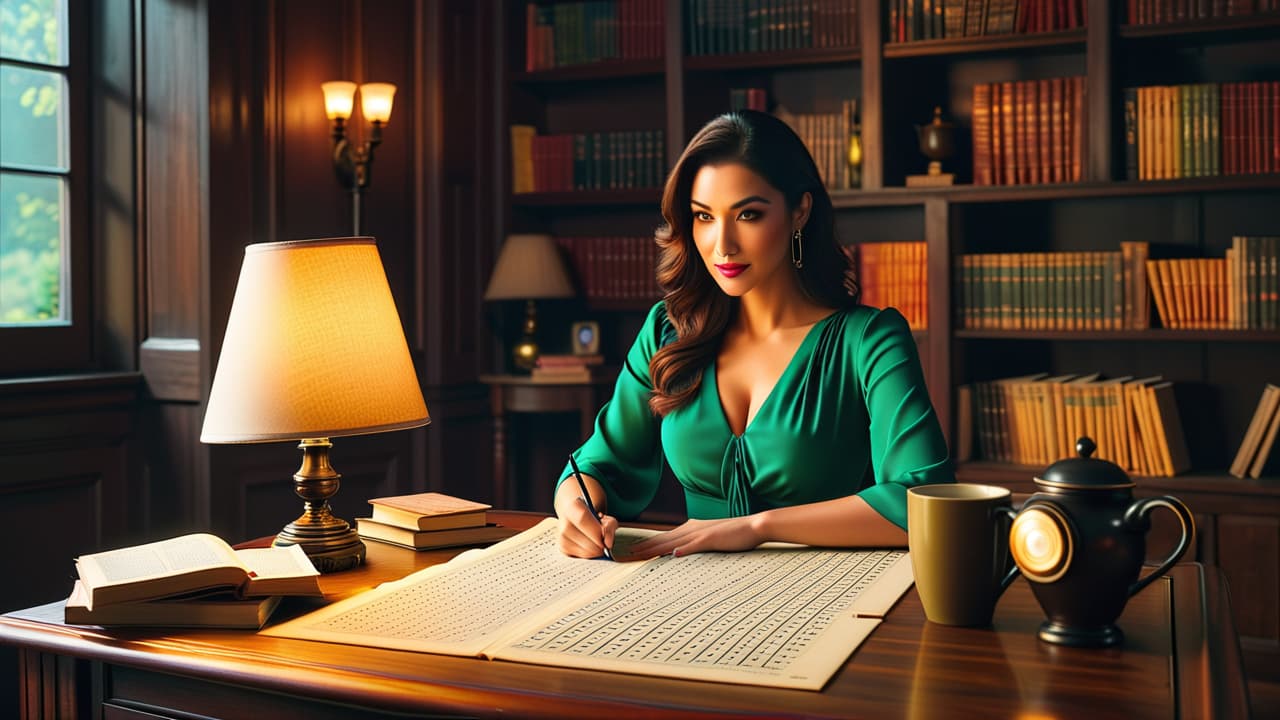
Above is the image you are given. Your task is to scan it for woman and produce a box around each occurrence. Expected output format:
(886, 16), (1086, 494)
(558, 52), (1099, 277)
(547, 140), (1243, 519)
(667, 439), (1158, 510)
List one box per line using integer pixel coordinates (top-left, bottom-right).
(554, 110), (951, 560)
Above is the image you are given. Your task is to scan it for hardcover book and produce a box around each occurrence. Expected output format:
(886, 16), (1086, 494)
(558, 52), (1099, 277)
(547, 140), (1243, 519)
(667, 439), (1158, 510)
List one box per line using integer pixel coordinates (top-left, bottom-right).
(74, 534), (322, 611)
(368, 492), (492, 532)
(64, 581), (283, 629)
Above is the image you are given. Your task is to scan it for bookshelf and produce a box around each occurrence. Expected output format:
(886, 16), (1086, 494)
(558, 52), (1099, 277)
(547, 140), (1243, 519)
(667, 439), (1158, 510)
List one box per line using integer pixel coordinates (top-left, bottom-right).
(492, 0), (1280, 679)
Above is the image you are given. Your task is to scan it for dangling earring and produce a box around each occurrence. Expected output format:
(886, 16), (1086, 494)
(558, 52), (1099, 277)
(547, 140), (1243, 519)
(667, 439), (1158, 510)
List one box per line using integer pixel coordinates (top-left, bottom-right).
(791, 229), (804, 269)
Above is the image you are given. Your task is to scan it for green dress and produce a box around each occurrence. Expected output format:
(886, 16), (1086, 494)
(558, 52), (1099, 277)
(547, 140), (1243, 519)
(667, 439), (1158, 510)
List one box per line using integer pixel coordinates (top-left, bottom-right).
(559, 302), (952, 530)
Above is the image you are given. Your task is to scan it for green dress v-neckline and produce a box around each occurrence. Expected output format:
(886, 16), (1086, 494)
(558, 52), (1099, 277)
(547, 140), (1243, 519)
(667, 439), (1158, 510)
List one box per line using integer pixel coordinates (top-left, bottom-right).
(560, 301), (952, 528)
(708, 312), (837, 439)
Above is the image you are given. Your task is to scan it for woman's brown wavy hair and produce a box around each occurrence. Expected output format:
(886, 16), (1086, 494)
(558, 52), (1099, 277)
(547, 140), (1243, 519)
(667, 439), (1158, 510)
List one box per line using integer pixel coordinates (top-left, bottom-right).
(649, 110), (860, 417)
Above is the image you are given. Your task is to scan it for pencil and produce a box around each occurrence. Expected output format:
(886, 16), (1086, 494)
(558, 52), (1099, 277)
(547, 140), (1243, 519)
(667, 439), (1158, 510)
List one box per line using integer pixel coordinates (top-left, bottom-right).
(568, 455), (613, 560)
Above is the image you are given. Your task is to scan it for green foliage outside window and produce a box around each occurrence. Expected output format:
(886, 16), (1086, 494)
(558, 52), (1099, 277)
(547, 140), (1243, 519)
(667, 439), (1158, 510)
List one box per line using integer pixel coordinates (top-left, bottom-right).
(1, 0), (64, 325)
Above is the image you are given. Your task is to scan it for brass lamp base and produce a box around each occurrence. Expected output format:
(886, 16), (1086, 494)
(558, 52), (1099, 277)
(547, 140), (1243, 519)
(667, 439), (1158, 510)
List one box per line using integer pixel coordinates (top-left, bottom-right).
(273, 438), (366, 573)
(512, 298), (541, 371)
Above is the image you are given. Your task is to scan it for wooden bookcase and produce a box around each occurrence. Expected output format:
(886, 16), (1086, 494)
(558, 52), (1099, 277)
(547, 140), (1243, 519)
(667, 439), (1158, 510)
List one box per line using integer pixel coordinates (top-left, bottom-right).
(490, 0), (1280, 679)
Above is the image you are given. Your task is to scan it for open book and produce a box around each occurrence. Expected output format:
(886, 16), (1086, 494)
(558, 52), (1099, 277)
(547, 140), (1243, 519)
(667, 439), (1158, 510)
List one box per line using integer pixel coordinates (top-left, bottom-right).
(74, 534), (322, 611)
(65, 581), (283, 629)
(263, 518), (913, 691)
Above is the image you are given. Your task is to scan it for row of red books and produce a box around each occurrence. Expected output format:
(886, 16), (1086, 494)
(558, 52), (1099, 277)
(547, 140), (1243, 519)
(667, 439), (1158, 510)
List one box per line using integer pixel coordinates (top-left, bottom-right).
(1126, 0), (1276, 25)
(555, 236), (661, 301)
(525, 0), (665, 72)
(891, 0), (1087, 44)
(972, 76), (1085, 186)
(511, 127), (666, 194)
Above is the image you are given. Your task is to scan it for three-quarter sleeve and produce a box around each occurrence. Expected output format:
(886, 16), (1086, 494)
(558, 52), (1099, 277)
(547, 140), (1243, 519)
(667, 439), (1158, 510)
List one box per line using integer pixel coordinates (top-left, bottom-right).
(854, 308), (953, 529)
(557, 302), (669, 519)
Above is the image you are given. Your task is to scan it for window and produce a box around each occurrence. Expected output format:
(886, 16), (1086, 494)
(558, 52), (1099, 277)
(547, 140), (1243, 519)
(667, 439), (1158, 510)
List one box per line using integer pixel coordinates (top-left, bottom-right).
(0, 0), (90, 373)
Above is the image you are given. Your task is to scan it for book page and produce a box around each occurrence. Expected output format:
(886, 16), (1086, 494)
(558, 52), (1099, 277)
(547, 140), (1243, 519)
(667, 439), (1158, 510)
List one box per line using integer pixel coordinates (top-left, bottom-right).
(264, 519), (914, 690)
(261, 518), (644, 657)
(76, 534), (243, 589)
(236, 545), (320, 580)
(492, 546), (912, 690)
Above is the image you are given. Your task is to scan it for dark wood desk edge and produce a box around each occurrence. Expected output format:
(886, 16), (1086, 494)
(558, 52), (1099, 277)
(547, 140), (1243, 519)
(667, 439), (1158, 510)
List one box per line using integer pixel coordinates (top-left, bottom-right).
(0, 515), (1252, 719)
(1174, 563), (1251, 719)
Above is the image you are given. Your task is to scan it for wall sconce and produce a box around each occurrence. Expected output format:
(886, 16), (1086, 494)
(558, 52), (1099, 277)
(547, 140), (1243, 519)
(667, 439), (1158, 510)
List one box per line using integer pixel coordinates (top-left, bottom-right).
(322, 81), (396, 235)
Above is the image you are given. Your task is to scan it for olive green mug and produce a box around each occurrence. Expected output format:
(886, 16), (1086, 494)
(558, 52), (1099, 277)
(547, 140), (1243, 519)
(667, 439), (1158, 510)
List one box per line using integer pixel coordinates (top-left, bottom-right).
(907, 484), (1020, 626)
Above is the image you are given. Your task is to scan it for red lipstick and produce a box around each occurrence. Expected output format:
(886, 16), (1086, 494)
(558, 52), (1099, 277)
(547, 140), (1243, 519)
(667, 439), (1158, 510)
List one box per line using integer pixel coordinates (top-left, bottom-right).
(715, 263), (749, 278)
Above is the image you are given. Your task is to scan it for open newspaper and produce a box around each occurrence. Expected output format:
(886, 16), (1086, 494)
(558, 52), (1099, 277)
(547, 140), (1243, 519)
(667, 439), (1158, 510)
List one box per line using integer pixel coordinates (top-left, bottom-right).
(262, 518), (913, 690)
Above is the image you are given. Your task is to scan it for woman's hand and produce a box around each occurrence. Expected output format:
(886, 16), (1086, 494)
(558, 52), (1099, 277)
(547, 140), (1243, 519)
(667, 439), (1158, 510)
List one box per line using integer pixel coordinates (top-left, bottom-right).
(626, 516), (765, 560)
(553, 476), (617, 559)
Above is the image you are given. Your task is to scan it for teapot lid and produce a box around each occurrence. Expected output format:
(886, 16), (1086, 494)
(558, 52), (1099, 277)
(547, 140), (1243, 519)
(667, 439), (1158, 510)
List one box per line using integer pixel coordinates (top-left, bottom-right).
(1036, 437), (1134, 490)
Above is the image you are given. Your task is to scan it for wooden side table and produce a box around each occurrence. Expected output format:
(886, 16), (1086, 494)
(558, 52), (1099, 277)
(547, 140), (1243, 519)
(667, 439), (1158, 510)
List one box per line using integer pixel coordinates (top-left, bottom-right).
(479, 374), (615, 509)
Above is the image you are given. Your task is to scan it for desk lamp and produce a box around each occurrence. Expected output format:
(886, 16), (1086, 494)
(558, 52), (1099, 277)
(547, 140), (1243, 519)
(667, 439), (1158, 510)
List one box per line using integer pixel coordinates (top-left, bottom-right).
(201, 237), (429, 572)
(483, 233), (574, 370)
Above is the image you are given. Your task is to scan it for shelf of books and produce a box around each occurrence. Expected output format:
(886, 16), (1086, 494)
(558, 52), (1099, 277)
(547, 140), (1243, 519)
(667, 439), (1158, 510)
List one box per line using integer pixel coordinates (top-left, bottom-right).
(830, 174), (1280, 206)
(521, 0), (666, 76)
(955, 461), (1280, 493)
(885, 0), (1088, 46)
(1120, 6), (1280, 36)
(684, 0), (859, 59)
(883, 28), (1086, 58)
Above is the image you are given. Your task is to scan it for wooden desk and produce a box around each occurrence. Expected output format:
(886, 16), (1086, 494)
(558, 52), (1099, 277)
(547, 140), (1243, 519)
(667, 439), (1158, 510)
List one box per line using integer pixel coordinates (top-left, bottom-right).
(0, 512), (1250, 719)
(479, 374), (613, 508)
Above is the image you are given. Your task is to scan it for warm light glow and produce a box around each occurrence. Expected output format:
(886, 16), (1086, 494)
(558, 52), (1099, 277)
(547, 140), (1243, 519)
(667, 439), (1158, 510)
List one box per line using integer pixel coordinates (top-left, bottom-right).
(201, 237), (430, 443)
(484, 234), (576, 301)
(321, 81), (357, 120)
(360, 82), (396, 123)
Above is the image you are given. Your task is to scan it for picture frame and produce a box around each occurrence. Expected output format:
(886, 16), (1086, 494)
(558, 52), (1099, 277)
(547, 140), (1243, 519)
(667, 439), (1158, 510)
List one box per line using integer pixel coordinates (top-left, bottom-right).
(570, 321), (600, 355)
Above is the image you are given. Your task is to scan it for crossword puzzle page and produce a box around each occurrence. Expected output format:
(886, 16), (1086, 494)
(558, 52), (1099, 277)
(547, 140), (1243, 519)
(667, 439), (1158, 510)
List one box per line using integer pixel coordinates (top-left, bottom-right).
(262, 519), (913, 690)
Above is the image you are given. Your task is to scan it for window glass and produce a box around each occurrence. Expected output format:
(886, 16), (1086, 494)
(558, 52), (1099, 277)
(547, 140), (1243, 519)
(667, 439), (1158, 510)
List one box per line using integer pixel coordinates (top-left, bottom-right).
(0, 171), (66, 324)
(0, 0), (69, 329)
(0, 0), (65, 65)
(1, 65), (66, 170)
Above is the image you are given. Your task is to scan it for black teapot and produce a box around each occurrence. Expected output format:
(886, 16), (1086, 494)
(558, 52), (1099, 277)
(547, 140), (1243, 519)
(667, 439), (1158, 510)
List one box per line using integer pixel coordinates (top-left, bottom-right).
(1009, 437), (1195, 647)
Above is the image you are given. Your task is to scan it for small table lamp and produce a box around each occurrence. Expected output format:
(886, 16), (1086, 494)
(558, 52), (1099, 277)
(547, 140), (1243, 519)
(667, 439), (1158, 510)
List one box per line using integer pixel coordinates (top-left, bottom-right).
(201, 237), (429, 572)
(483, 233), (574, 370)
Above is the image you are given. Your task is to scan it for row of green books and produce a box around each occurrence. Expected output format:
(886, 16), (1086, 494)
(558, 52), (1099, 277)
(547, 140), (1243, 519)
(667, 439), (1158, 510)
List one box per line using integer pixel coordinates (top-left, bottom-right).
(687, 0), (857, 56)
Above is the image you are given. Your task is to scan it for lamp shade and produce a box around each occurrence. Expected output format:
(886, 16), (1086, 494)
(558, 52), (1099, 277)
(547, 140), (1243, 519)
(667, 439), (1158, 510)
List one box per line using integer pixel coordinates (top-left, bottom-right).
(360, 82), (396, 123)
(483, 234), (575, 301)
(202, 237), (429, 444)
(321, 81), (357, 120)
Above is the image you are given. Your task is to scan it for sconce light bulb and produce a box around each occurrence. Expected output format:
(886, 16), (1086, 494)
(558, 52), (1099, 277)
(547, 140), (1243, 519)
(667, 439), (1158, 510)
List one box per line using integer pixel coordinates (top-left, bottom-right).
(360, 82), (397, 124)
(321, 81), (357, 120)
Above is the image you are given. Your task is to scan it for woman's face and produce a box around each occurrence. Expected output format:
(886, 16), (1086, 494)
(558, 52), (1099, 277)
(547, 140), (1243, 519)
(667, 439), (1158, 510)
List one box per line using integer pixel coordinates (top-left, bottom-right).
(689, 162), (808, 298)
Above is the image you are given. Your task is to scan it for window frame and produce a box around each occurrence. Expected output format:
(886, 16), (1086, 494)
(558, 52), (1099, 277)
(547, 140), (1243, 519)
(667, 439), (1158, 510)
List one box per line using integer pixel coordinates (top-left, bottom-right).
(0, 0), (92, 375)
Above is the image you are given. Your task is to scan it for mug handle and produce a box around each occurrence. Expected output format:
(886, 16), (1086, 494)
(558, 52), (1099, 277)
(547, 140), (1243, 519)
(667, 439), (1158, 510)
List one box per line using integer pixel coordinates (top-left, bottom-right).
(1124, 496), (1196, 597)
(993, 505), (1021, 598)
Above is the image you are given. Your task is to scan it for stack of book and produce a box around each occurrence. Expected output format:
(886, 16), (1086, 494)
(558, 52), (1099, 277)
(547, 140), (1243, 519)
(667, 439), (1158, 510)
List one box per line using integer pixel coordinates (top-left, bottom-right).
(65, 534), (323, 629)
(355, 493), (516, 551)
(530, 353), (609, 383)
(1230, 384), (1280, 479)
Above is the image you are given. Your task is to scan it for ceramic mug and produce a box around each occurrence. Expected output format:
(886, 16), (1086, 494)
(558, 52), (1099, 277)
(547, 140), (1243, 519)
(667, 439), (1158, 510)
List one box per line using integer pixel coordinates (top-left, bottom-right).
(907, 484), (1020, 626)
